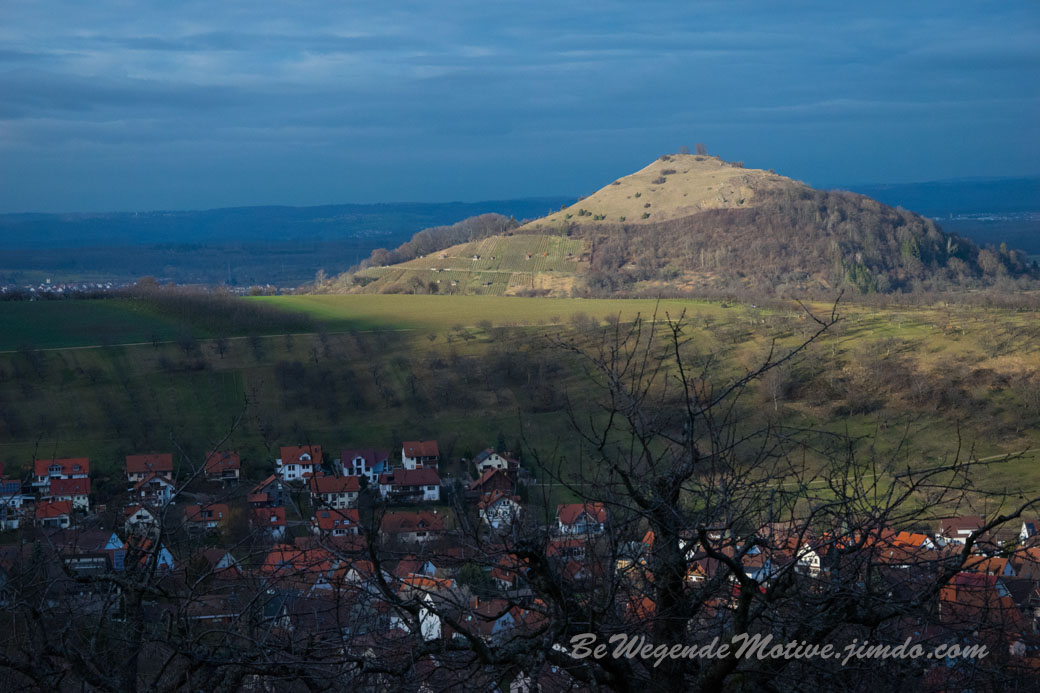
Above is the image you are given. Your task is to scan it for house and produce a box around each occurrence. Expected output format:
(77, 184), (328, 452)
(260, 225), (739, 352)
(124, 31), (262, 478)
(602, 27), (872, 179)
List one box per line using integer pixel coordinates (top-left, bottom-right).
(276, 445), (322, 482)
(478, 490), (522, 530)
(380, 511), (446, 543)
(250, 475), (291, 508)
(402, 440), (439, 470)
(124, 505), (157, 535)
(473, 449), (518, 474)
(204, 451), (241, 482)
(470, 468), (515, 496)
(49, 529), (126, 573)
(1021, 520), (1038, 544)
(126, 453), (173, 484)
(312, 508), (361, 537)
(556, 503), (607, 535)
(937, 515), (986, 545)
(191, 548), (242, 579)
(0, 476), (23, 511)
(125, 536), (176, 573)
(309, 474), (360, 509)
(32, 457), (90, 489)
(184, 503), (229, 532)
(378, 468), (441, 503)
(35, 499), (73, 529)
(251, 507), (287, 540)
(132, 473), (176, 506)
(43, 477), (91, 512)
(338, 449), (390, 484)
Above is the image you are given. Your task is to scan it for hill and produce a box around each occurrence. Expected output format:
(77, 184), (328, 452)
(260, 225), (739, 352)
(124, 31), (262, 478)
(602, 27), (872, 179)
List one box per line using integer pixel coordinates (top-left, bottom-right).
(343, 154), (1038, 297)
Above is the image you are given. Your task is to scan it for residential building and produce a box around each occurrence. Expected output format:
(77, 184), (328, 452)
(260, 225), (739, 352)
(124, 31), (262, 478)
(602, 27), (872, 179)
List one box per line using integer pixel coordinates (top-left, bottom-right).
(557, 503), (607, 535)
(42, 477), (91, 512)
(402, 440), (439, 470)
(338, 449), (390, 484)
(184, 503), (230, 532)
(378, 468), (441, 503)
(478, 490), (522, 530)
(312, 508), (361, 537)
(32, 457), (89, 489)
(126, 453), (173, 484)
(381, 511), (446, 543)
(473, 449), (518, 474)
(204, 451), (241, 482)
(252, 507), (287, 540)
(131, 473), (176, 507)
(35, 499), (73, 529)
(250, 475), (291, 508)
(276, 445), (322, 482)
(309, 474), (360, 509)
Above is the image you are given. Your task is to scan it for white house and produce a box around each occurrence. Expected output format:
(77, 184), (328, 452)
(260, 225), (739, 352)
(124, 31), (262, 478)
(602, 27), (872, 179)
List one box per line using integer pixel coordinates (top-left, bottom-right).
(132, 473), (176, 507)
(338, 449), (390, 485)
(308, 474), (360, 509)
(556, 503), (607, 535)
(473, 449), (516, 474)
(124, 505), (157, 536)
(276, 445), (322, 482)
(42, 477), (90, 512)
(33, 458), (90, 489)
(378, 468), (440, 503)
(401, 440), (439, 470)
(478, 490), (523, 530)
(252, 507), (287, 540)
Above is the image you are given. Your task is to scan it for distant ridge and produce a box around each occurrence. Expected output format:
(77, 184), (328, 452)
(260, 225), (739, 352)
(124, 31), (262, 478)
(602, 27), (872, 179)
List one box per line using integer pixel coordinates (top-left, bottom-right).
(844, 176), (1040, 216)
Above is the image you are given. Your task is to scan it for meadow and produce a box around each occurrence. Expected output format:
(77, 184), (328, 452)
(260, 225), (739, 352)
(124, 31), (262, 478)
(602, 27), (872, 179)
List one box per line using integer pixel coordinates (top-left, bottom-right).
(1, 292), (1038, 508)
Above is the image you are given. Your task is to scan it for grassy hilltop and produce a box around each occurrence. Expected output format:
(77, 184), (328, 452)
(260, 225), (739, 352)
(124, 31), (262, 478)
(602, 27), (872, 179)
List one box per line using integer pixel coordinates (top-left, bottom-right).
(343, 153), (1037, 297)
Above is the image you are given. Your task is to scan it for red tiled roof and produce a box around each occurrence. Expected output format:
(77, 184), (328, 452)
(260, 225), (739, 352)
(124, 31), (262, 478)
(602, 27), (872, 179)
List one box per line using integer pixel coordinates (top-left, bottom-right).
(470, 467), (511, 491)
(36, 499), (73, 518)
(251, 475), (277, 493)
(381, 468), (440, 487)
(34, 457), (90, 478)
(126, 453), (173, 475)
(132, 472), (175, 492)
(204, 451), (240, 473)
(557, 502), (607, 526)
(279, 445), (322, 466)
(46, 477), (91, 496)
(309, 475), (360, 495)
(477, 489), (520, 510)
(247, 493), (269, 504)
(252, 506), (287, 528)
(314, 508), (360, 532)
(184, 503), (230, 524)
(381, 511), (446, 535)
(124, 504), (150, 518)
(402, 440), (439, 459)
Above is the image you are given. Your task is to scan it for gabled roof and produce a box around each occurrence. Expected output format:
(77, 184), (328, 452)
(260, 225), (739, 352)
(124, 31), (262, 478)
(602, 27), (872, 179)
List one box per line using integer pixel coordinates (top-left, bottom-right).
(126, 453), (173, 475)
(184, 503), (230, 524)
(36, 499), (73, 518)
(314, 508), (360, 532)
(477, 489), (521, 510)
(381, 511), (446, 535)
(251, 475), (279, 494)
(251, 506), (287, 528)
(557, 502), (607, 526)
(124, 504), (152, 519)
(132, 472), (175, 492)
(938, 515), (985, 535)
(46, 477), (91, 496)
(470, 467), (511, 491)
(279, 445), (322, 466)
(204, 451), (240, 473)
(402, 440), (439, 459)
(34, 457), (90, 477)
(473, 448), (495, 464)
(340, 449), (389, 471)
(309, 475), (360, 495)
(380, 468), (440, 488)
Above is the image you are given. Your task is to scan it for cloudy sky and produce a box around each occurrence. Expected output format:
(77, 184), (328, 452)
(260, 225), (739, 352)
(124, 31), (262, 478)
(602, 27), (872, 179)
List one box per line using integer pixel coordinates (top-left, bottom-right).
(1, 1), (1037, 212)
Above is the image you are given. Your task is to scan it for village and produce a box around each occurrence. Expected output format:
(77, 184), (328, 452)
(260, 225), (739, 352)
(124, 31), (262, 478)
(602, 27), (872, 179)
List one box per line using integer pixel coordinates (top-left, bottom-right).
(2, 440), (1040, 688)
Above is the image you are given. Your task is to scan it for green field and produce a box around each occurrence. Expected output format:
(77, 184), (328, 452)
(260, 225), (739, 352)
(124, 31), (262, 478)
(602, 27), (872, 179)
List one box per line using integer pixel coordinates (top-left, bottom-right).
(1, 293), (1039, 506)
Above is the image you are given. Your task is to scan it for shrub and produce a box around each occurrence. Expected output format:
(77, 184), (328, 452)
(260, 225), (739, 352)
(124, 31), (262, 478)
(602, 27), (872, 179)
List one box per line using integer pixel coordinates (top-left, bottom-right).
(644, 203), (651, 208)
(661, 169), (677, 176)
(634, 192), (642, 198)
(642, 212), (651, 219)
(652, 176), (667, 184)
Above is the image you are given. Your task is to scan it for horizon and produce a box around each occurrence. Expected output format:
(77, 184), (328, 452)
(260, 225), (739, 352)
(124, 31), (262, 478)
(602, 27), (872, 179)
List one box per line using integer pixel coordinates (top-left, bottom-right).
(1, 1), (1037, 214)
